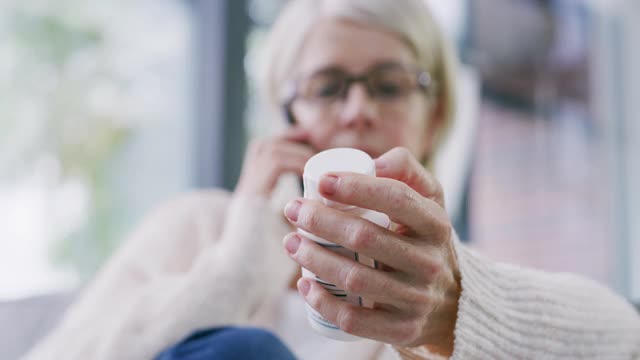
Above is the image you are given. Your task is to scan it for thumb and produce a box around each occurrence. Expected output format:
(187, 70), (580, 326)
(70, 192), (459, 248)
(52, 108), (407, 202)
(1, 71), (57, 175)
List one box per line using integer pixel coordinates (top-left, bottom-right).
(374, 147), (445, 209)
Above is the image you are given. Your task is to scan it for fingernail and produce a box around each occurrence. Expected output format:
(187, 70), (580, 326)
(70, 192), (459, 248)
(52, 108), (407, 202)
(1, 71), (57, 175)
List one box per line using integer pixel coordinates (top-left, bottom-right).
(284, 200), (302, 222)
(374, 158), (387, 170)
(297, 278), (310, 297)
(284, 234), (301, 254)
(319, 174), (339, 195)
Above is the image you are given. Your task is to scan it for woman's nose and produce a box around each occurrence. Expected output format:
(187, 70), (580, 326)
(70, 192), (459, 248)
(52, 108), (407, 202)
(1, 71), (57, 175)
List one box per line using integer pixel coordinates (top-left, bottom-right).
(337, 84), (377, 129)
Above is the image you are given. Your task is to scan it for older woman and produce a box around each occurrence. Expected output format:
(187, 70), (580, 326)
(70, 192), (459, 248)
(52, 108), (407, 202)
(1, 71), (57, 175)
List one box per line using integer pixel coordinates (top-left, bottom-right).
(24, 0), (640, 359)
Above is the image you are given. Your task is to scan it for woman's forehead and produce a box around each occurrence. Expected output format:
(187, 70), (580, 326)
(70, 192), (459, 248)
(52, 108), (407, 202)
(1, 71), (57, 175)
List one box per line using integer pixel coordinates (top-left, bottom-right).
(295, 18), (416, 75)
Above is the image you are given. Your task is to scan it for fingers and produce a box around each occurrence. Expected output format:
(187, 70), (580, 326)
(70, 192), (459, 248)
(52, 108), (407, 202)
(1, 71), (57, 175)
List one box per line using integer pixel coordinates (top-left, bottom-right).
(237, 135), (315, 196)
(248, 141), (311, 191)
(250, 137), (315, 162)
(284, 200), (441, 280)
(317, 173), (449, 239)
(297, 278), (423, 345)
(278, 127), (311, 143)
(373, 147), (445, 209)
(265, 141), (315, 173)
(283, 233), (431, 307)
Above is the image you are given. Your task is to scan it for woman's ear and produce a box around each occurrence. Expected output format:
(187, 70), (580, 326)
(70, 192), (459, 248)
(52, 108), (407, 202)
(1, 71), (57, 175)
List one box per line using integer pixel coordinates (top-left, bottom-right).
(420, 96), (446, 164)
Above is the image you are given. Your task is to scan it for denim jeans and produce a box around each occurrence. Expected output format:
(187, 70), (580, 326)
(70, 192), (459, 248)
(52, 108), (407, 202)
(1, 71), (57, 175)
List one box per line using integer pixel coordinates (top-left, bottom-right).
(154, 327), (298, 360)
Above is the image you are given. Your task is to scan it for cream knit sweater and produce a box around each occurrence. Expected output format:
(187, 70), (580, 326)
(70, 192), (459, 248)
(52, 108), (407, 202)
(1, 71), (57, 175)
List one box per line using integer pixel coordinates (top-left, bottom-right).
(23, 176), (640, 360)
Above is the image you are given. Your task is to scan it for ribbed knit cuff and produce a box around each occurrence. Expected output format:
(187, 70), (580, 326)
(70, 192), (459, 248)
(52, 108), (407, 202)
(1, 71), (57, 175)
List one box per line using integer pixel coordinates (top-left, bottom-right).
(450, 239), (640, 359)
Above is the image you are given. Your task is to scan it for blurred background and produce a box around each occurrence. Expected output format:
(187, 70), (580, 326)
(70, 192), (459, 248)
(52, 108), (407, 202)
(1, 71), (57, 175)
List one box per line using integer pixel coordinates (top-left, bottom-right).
(0, 0), (638, 314)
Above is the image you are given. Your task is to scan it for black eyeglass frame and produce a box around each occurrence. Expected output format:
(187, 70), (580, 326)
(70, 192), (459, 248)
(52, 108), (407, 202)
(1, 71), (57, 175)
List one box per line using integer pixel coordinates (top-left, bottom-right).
(281, 65), (435, 125)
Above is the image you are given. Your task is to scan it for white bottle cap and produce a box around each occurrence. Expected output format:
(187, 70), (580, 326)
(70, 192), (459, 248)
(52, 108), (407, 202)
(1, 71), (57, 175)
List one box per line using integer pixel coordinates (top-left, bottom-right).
(303, 148), (375, 210)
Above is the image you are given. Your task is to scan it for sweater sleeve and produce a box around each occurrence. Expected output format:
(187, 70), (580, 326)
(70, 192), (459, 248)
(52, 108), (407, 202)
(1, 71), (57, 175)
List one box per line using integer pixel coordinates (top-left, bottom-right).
(22, 189), (297, 360)
(450, 238), (640, 360)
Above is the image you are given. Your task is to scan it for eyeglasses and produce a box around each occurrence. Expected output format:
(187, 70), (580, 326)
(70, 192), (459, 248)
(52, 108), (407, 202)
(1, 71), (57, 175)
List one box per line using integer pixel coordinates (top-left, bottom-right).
(288, 63), (434, 106)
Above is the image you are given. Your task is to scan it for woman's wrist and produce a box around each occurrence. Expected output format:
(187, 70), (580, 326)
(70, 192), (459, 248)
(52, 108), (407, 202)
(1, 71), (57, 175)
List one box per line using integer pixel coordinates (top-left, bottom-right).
(423, 277), (461, 356)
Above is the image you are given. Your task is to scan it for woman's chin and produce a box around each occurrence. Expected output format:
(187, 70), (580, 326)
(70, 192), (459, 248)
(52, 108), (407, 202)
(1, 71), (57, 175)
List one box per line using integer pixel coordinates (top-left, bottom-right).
(354, 147), (382, 159)
(322, 145), (381, 159)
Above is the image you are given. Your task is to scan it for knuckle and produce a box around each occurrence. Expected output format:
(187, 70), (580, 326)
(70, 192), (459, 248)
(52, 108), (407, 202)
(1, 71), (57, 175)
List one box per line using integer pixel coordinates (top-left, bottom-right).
(393, 319), (421, 345)
(426, 212), (451, 241)
(445, 222), (452, 240)
(437, 220), (452, 242)
(399, 184), (419, 208)
(337, 308), (358, 334)
(342, 264), (365, 294)
(295, 242), (313, 266)
(299, 203), (321, 230)
(384, 183), (399, 204)
(418, 256), (442, 281)
(429, 260), (442, 279)
(399, 148), (415, 169)
(306, 284), (323, 309)
(348, 222), (374, 251)
(394, 146), (412, 161)
(429, 182), (446, 208)
(392, 147), (417, 183)
(406, 288), (432, 307)
(431, 291), (446, 309)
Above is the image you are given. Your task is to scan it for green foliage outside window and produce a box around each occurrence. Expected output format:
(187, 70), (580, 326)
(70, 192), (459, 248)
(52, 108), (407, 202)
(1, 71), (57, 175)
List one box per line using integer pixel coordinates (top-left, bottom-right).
(0, 0), (132, 279)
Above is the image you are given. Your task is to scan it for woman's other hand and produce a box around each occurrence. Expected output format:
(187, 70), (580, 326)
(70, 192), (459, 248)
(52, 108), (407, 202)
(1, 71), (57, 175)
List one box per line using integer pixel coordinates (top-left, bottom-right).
(282, 147), (461, 356)
(235, 128), (315, 198)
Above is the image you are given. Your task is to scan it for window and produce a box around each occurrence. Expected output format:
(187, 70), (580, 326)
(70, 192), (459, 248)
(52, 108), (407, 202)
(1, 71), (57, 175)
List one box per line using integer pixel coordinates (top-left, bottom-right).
(0, 0), (193, 298)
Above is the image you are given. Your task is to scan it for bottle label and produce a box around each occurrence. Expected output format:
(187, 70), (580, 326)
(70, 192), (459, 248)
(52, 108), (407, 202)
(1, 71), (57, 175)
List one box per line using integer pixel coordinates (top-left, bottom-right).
(305, 302), (340, 330)
(301, 243), (378, 330)
(301, 244), (374, 305)
(297, 206), (390, 334)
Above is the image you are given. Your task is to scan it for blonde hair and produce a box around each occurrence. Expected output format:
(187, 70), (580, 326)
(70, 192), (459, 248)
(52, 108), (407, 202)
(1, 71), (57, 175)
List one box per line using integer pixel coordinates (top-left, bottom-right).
(259, 0), (457, 161)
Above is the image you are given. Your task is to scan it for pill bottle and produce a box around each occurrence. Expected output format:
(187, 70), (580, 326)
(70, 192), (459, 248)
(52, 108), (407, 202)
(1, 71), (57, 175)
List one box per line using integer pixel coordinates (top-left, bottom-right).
(298, 147), (390, 341)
